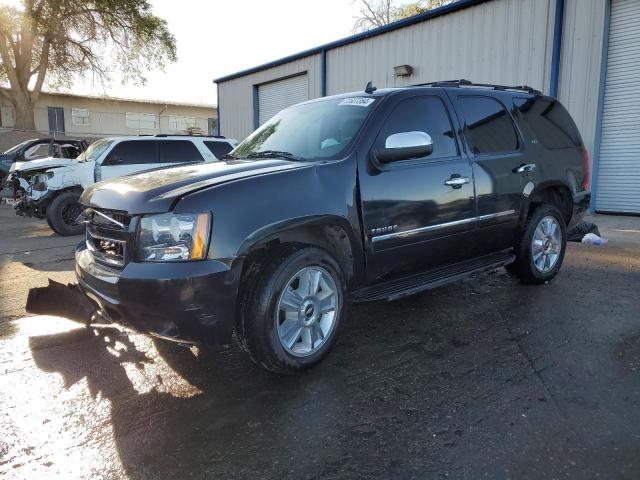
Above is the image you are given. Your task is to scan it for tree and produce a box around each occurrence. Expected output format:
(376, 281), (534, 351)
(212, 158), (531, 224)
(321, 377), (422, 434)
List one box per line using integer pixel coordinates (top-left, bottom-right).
(0, 0), (177, 131)
(353, 0), (454, 32)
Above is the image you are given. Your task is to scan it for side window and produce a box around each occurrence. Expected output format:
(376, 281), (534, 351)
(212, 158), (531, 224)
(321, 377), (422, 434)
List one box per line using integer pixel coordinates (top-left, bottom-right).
(160, 141), (205, 163)
(460, 96), (519, 155)
(204, 141), (233, 159)
(514, 97), (581, 149)
(377, 96), (458, 160)
(107, 141), (159, 165)
(24, 143), (52, 159)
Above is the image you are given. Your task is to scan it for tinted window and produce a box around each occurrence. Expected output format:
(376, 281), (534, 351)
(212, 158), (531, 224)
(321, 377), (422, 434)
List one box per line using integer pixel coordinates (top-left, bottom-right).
(460, 97), (519, 154)
(377, 96), (458, 160)
(514, 98), (581, 149)
(160, 141), (204, 163)
(107, 141), (159, 165)
(204, 141), (233, 159)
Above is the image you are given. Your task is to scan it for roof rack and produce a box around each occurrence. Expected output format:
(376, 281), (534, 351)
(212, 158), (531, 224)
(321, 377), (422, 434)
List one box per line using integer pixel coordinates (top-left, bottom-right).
(414, 79), (542, 95)
(153, 134), (226, 139)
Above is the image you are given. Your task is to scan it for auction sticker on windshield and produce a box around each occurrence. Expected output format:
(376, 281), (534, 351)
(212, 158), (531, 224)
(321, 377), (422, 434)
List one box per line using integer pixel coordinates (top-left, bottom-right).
(338, 97), (375, 107)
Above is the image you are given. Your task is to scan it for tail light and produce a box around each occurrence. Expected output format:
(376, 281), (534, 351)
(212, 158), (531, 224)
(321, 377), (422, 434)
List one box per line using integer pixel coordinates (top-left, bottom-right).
(581, 147), (590, 191)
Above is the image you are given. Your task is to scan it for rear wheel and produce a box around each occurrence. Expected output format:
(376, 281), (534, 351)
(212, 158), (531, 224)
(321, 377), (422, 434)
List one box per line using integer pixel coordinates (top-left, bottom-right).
(46, 192), (84, 236)
(238, 246), (346, 374)
(507, 204), (567, 284)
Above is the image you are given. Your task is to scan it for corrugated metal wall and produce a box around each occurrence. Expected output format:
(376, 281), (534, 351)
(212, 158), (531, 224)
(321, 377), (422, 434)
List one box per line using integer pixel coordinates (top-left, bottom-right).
(218, 55), (322, 140)
(557, 0), (607, 163)
(217, 0), (608, 170)
(327, 0), (554, 95)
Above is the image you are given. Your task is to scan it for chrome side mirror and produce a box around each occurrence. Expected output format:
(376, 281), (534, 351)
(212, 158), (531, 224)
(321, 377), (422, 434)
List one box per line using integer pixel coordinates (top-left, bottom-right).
(377, 131), (434, 163)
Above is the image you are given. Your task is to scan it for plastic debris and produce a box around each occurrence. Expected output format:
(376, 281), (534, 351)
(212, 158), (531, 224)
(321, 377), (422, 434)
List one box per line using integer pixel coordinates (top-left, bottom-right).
(568, 221), (601, 242)
(581, 232), (609, 246)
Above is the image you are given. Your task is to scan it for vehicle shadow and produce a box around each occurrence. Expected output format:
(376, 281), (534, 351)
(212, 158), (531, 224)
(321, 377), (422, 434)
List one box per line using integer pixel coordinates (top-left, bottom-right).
(28, 323), (354, 479)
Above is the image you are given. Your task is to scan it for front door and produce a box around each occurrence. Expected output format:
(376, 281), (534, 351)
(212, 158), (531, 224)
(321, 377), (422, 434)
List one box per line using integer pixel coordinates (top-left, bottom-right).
(47, 107), (65, 135)
(100, 140), (160, 181)
(359, 93), (476, 281)
(447, 92), (528, 253)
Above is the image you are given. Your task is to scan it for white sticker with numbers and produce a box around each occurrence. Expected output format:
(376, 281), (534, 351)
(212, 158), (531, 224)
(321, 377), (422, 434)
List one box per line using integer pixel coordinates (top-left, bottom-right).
(338, 97), (375, 107)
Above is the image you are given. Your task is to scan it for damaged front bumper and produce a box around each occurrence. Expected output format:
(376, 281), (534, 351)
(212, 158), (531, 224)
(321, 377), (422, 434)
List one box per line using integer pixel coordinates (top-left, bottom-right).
(7, 172), (53, 218)
(73, 243), (238, 345)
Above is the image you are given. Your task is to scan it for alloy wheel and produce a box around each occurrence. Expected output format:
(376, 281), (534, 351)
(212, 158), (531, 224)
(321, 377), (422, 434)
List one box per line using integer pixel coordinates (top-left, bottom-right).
(531, 215), (562, 273)
(275, 266), (339, 357)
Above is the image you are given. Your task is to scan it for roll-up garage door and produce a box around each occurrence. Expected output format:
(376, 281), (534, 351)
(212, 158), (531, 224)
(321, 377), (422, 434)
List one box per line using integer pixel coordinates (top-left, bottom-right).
(258, 74), (308, 126)
(596, 0), (640, 213)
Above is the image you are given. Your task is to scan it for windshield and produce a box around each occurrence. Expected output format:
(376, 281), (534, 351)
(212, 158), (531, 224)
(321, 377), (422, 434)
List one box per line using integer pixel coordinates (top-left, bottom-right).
(231, 97), (377, 161)
(77, 138), (114, 162)
(3, 140), (33, 155)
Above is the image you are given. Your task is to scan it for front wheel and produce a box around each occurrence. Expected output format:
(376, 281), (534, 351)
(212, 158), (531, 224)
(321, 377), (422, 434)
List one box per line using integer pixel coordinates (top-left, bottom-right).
(238, 246), (346, 374)
(46, 192), (85, 236)
(506, 204), (567, 284)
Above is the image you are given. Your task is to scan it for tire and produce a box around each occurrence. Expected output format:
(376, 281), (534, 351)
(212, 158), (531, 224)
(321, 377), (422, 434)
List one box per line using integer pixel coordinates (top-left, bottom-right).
(506, 203), (567, 284)
(238, 245), (347, 374)
(46, 192), (85, 236)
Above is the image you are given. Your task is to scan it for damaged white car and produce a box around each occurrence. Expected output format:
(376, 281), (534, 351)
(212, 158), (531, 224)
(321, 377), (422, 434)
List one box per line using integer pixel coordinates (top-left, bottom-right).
(8, 135), (237, 235)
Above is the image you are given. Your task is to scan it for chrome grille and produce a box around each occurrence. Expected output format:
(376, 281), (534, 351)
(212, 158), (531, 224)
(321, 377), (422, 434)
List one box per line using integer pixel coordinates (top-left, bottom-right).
(86, 230), (127, 267)
(90, 209), (131, 230)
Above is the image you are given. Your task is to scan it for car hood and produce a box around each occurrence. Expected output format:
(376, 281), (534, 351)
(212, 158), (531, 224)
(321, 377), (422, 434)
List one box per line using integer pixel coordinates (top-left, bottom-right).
(11, 157), (80, 173)
(81, 159), (311, 214)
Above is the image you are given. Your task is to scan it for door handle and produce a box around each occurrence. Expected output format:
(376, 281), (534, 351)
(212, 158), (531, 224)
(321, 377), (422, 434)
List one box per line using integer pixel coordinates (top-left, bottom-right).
(444, 176), (470, 188)
(515, 163), (536, 174)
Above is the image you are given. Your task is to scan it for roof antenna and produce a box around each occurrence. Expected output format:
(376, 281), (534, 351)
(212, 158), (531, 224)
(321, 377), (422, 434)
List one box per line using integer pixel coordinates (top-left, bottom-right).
(364, 81), (377, 94)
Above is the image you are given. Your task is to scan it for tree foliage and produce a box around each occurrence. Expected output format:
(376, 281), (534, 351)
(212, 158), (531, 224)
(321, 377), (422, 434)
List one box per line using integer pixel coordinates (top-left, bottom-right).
(353, 0), (454, 32)
(0, 0), (177, 130)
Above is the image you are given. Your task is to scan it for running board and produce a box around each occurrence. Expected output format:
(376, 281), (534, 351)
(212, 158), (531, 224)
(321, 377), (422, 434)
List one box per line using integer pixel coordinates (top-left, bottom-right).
(351, 251), (515, 303)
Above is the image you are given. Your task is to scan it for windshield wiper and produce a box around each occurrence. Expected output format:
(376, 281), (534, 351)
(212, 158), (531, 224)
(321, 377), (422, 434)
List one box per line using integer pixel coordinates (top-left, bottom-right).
(244, 150), (303, 162)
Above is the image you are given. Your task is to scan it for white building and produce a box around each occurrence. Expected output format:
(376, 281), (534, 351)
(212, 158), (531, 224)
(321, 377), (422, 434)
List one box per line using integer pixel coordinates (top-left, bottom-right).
(0, 89), (217, 138)
(214, 0), (639, 214)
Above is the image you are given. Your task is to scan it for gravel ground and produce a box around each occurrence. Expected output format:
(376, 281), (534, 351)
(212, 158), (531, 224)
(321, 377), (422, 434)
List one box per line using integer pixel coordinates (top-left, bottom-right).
(1, 205), (639, 480)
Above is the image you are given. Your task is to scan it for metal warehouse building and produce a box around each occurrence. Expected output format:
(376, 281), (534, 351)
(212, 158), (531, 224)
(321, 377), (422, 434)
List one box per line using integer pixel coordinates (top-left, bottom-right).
(214, 0), (640, 214)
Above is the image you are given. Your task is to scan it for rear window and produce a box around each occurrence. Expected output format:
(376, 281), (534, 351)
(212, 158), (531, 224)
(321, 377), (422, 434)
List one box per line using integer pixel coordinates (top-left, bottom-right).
(160, 140), (204, 163)
(204, 141), (233, 159)
(459, 96), (519, 155)
(514, 98), (581, 149)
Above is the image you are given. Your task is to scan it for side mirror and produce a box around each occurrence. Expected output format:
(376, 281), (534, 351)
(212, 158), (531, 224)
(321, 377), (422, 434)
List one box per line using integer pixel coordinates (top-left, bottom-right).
(376, 131), (433, 164)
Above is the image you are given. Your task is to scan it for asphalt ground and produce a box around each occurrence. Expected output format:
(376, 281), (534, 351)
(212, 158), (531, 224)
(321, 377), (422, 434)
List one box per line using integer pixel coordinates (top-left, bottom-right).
(1, 204), (639, 479)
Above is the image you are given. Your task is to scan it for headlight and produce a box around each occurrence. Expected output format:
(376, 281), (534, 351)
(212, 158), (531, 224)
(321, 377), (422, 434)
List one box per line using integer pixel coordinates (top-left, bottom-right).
(137, 212), (210, 262)
(0, 158), (12, 166)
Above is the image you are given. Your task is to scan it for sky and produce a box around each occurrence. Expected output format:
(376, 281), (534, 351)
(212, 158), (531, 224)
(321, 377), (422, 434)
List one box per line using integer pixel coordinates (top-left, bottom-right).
(70, 0), (367, 106)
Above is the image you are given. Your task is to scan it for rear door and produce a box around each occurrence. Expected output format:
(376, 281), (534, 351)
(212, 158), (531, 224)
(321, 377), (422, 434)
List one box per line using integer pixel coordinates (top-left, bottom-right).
(448, 92), (528, 252)
(359, 92), (476, 280)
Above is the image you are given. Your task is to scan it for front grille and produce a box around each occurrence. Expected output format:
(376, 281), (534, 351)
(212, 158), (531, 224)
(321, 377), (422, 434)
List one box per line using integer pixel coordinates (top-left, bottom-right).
(90, 209), (132, 230)
(86, 230), (127, 267)
(86, 208), (132, 268)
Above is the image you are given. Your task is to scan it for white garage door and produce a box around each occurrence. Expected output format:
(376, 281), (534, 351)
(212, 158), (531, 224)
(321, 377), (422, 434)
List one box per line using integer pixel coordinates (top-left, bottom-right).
(596, 0), (640, 213)
(258, 74), (308, 126)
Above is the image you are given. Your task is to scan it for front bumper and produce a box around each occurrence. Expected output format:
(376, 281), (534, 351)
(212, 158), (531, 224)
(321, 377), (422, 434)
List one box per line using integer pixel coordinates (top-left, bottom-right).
(75, 244), (238, 345)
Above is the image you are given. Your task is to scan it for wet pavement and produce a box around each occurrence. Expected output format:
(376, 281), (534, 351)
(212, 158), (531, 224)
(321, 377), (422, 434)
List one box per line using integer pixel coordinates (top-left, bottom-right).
(1, 204), (639, 479)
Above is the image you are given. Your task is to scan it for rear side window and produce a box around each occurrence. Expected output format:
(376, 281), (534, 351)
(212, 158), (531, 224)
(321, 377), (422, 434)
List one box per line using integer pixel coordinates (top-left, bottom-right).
(160, 141), (204, 163)
(514, 98), (581, 149)
(460, 96), (519, 155)
(377, 96), (458, 160)
(204, 141), (233, 159)
(107, 141), (159, 165)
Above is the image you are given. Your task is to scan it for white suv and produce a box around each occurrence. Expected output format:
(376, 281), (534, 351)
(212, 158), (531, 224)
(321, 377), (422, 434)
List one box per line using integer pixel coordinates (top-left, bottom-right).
(8, 135), (237, 236)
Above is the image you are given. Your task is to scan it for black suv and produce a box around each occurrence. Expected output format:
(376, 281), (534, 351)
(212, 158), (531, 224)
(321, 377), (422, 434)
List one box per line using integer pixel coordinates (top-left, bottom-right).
(54, 81), (590, 373)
